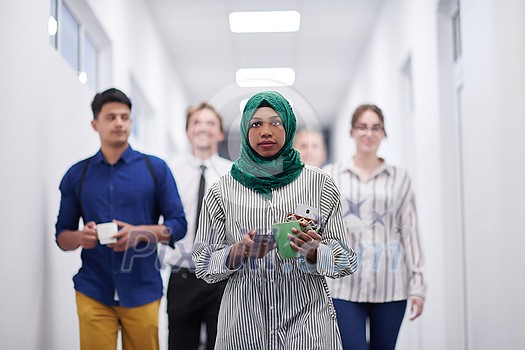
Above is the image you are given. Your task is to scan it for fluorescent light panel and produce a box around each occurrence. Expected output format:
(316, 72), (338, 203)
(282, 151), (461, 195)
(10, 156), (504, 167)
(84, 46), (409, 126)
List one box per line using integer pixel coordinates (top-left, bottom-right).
(229, 11), (300, 33)
(236, 68), (296, 87)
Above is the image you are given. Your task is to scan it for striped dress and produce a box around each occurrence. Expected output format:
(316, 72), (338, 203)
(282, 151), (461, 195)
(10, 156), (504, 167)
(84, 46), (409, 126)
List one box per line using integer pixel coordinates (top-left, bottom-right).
(323, 159), (426, 303)
(193, 166), (358, 349)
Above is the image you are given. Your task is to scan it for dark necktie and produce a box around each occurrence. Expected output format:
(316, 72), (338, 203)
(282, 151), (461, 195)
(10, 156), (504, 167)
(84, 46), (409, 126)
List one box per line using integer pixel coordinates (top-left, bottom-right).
(195, 164), (207, 233)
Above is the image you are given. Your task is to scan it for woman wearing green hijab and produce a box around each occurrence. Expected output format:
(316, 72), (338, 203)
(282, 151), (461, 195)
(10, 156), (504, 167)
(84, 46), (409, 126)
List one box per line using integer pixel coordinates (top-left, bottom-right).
(193, 91), (357, 349)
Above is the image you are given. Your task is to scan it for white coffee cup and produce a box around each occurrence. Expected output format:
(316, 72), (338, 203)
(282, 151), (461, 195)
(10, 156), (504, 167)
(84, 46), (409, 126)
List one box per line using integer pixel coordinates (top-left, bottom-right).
(97, 222), (118, 245)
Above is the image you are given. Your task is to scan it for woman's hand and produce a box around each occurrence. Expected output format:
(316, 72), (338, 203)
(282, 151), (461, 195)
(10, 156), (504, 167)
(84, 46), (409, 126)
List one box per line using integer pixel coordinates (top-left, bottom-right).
(409, 297), (424, 320)
(289, 220), (321, 263)
(247, 230), (276, 259)
(227, 229), (275, 268)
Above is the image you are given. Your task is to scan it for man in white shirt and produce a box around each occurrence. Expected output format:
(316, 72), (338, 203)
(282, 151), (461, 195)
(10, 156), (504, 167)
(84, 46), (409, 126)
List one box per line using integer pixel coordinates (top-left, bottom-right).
(165, 103), (232, 350)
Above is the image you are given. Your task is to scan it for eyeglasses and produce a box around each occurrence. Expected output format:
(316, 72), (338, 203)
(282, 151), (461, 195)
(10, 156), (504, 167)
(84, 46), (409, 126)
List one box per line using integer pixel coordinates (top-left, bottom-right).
(353, 124), (384, 135)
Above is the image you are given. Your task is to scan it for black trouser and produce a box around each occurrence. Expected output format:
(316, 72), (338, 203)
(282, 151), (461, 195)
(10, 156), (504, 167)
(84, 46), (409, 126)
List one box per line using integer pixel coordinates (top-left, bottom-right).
(167, 267), (227, 350)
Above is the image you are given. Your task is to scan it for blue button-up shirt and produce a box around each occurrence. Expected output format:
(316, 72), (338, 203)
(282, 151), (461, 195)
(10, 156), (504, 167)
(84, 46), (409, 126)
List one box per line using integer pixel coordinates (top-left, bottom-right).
(55, 146), (187, 307)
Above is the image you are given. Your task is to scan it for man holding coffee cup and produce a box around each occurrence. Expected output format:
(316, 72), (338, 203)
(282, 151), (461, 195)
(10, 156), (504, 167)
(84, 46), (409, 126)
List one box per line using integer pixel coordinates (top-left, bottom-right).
(54, 88), (187, 350)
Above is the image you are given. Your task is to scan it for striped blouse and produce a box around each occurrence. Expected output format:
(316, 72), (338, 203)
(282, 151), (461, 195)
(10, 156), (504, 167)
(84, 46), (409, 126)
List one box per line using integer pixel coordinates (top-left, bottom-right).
(193, 166), (358, 349)
(323, 159), (426, 303)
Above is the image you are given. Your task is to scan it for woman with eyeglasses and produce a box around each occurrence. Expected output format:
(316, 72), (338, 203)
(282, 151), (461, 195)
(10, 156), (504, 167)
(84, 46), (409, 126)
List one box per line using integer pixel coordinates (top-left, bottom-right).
(323, 104), (426, 350)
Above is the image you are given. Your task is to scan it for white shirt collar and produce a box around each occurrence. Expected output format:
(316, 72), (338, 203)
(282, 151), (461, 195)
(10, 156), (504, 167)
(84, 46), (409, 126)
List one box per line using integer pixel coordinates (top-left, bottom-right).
(341, 157), (394, 179)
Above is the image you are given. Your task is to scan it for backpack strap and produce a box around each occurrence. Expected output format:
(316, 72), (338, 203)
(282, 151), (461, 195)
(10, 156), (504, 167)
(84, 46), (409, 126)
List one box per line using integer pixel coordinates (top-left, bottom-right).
(77, 156), (93, 219)
(143, 154), (157, 185)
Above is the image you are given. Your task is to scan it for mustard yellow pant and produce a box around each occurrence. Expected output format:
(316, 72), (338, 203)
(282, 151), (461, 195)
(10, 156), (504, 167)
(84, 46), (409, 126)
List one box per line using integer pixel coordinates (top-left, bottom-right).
(75, 292), (160, 350)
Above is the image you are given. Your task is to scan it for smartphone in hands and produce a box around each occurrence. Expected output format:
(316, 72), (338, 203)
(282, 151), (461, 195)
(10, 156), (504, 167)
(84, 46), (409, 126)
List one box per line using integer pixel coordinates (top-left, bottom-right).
(253, 234), (275, 244)
(294, 203), (320, 221)
(285, 204), (321, 232)
(249, 233), (276, 258)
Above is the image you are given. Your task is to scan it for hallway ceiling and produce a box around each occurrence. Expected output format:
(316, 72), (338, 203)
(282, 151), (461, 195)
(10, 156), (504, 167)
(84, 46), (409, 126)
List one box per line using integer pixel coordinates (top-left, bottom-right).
(148, 0), (384, 130)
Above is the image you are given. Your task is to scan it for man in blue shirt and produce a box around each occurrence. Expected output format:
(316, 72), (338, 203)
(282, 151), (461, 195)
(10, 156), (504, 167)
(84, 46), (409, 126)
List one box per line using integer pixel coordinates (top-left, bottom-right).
(55, 88), (187, 350)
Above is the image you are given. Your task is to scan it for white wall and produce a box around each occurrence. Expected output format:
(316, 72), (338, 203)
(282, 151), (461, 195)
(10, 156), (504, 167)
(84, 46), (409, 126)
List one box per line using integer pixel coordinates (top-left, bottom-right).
(0, 1), (188, 349)
(460, 0), (525, 348)
(0, 4), (50, 349)
(436, 1), (468, 348)
(331, 0), (449, 349)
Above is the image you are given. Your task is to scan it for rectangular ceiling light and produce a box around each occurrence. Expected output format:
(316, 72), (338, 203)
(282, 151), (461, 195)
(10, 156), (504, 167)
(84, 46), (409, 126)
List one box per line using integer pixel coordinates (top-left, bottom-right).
(235, 68), (296, 87)
(229, 11), (300, 33)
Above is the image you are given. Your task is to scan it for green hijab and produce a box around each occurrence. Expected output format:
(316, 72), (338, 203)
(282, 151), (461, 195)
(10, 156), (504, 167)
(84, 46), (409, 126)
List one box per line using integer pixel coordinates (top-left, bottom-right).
(230, 91), (304, 199)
